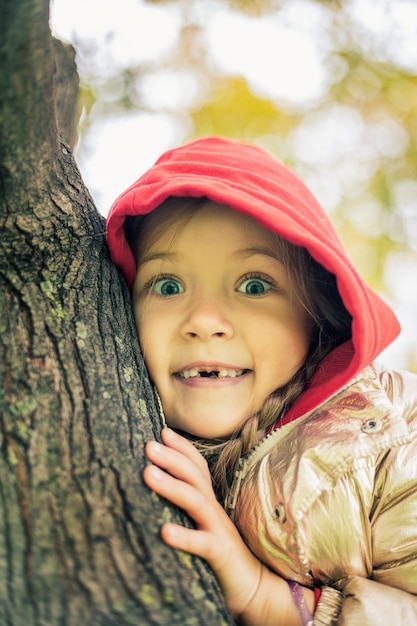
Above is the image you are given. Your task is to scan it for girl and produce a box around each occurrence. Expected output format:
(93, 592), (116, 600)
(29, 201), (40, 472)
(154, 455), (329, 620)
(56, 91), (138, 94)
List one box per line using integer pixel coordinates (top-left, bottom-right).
(107, 136), (417, 625)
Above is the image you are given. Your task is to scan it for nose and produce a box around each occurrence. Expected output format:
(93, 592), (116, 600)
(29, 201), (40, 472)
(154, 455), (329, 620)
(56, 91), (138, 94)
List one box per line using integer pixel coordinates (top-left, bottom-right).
(180, 293), (234, 341)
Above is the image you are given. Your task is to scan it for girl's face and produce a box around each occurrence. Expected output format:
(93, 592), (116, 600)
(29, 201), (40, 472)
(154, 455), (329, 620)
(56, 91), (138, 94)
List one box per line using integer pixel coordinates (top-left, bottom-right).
(133, 202), (310, 439)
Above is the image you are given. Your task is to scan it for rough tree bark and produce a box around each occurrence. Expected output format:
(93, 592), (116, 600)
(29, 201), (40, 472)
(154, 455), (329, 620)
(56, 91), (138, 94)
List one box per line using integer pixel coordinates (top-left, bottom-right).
(0, 0), (234, 624)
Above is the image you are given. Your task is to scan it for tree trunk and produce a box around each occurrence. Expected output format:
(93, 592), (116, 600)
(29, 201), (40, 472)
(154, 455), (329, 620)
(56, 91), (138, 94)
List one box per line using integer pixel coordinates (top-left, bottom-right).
(0, 0), (234, 623)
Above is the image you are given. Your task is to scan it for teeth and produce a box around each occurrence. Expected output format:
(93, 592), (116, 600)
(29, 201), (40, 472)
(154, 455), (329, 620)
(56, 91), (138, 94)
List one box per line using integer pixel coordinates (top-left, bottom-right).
(181, 368), (200, 379)
(179, 368), (244, 379)
(218, 369), (243, 378)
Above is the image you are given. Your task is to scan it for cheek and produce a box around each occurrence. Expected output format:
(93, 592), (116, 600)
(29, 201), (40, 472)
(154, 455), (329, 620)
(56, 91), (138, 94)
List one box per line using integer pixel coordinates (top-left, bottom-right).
(286, 302), (312, 351)
(137, 330), (158, 384)
(134, 306), (153, 362)
(136, 315), (168, 380)
(137, 319), (155, 358)
(286, 327), (310, 368)
(134, 299), (153, 345)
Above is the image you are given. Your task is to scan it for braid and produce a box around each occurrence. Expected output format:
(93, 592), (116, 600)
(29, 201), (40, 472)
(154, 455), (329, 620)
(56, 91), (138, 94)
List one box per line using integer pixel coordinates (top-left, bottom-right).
(200, 361), (311, 501)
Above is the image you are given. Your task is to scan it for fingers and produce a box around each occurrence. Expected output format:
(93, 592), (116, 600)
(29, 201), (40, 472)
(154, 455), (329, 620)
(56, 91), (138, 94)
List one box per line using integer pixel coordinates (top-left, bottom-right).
(143, 428), (237, 566)
(143, 431), (267, 615)
(160, 522), (215, 559)
(143, 431), (259, 589)
(161, 428), (211, 476)
(143, 462), (219, 562)
(145, 429), (211, 489)
(143, 461), (213, 528)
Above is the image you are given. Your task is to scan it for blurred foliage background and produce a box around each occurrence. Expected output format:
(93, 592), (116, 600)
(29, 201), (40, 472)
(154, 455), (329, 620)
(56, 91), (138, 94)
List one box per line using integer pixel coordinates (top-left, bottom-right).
(50, 0), (417, 370)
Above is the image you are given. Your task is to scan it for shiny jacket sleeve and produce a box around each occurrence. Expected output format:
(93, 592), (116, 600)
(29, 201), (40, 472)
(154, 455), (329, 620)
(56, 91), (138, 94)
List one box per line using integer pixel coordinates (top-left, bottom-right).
(315, 367), (417, 625)
(231, 365), (417, 626)
(315, 577), (417, 626)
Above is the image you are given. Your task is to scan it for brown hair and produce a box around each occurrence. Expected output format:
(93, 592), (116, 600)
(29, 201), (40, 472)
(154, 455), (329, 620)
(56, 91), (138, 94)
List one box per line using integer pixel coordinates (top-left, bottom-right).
(125, 196), (352, 501)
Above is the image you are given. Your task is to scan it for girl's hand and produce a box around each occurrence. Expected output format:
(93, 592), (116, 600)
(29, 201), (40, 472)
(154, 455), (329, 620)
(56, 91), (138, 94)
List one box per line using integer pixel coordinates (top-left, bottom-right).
(143, 428), (314, 625)
(143, 427), (264, 618)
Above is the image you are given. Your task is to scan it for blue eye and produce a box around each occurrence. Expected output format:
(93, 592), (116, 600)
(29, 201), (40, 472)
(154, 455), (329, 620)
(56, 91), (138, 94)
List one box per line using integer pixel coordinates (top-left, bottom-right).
(153, 277), (184, 296)
(238, 277), (272, 295)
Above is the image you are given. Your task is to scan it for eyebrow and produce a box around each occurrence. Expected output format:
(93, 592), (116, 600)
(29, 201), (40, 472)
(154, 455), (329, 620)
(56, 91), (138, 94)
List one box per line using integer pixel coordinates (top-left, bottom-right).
(238, 246), (282, 262)
(139, 251), (181, 265)
(139, 246), (281, 265)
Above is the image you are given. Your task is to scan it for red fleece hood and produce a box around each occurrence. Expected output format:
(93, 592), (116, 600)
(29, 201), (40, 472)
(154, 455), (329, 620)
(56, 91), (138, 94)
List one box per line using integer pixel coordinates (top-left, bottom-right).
(106, 136), (400, 424)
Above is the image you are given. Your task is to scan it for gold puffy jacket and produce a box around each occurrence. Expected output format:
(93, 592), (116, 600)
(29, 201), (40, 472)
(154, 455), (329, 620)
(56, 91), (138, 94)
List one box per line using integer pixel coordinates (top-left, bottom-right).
(226, 363), (417, 625)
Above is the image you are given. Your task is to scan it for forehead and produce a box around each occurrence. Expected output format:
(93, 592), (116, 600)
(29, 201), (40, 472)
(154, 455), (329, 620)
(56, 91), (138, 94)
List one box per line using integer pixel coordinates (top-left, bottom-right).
(137, 200), (278, 258)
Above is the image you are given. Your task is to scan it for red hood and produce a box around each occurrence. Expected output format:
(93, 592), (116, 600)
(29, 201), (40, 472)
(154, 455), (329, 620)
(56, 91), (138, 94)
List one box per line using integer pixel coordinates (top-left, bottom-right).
(106, 136), (400, 423)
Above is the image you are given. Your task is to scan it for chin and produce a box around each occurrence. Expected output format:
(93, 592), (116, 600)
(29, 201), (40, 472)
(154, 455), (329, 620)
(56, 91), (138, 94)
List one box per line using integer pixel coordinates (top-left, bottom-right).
(177, 420), (246, 441)
(165, 406), (250, 440)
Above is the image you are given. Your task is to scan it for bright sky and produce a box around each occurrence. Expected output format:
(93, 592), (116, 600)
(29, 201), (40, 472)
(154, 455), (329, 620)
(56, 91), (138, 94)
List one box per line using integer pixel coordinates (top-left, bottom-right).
(50, 0), (330, 216)
(50, 0), (417, 216)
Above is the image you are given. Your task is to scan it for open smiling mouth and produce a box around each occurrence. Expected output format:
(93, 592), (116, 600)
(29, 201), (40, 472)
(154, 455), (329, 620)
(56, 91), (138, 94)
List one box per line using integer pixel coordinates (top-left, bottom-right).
(176, 368), (248, 379)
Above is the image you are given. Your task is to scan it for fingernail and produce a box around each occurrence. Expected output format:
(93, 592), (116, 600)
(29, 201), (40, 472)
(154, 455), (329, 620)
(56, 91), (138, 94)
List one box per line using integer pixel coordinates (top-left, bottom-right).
(164, 524), (178, 539)
(148, 465), (162, 480)
(150, 441), (164, 454)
